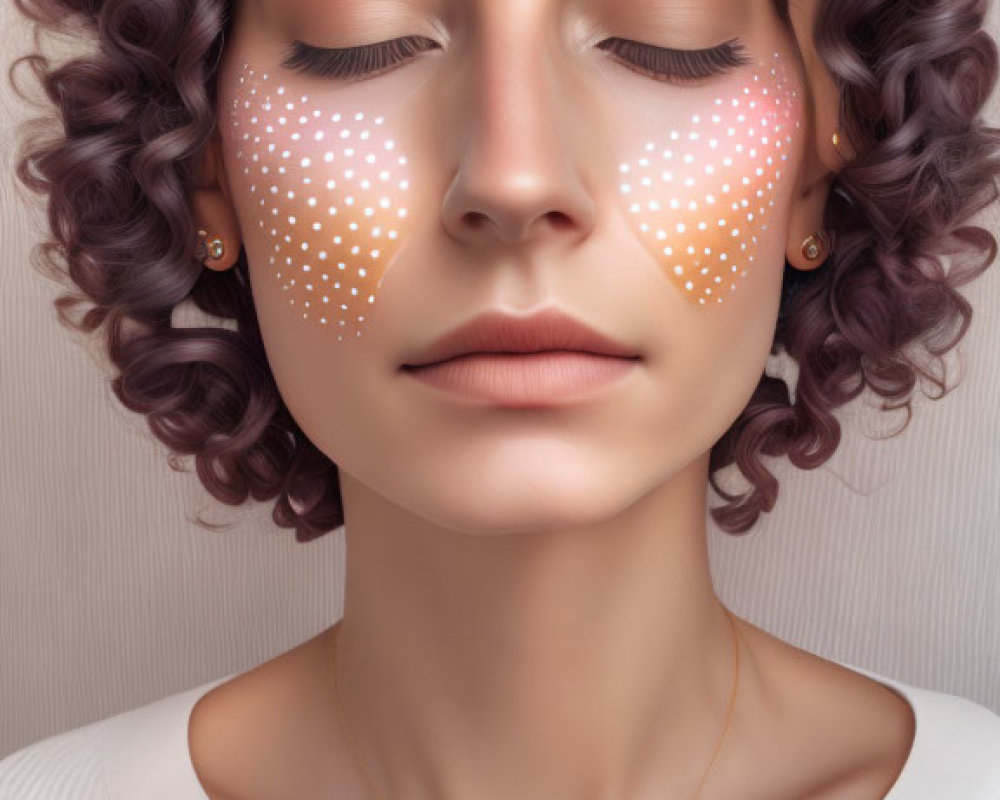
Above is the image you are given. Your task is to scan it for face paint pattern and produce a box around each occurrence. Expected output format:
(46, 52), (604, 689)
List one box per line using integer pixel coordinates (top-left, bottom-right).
(614, 51), (801, 306)
(227, 50), (800, 340)
(229, 64), (414, 341)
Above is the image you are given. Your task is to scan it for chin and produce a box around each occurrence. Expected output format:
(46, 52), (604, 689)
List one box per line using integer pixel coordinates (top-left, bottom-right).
(382, 463), (649, 538)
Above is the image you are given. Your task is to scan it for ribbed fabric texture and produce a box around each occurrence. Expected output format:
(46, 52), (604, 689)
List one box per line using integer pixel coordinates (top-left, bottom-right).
(0, 674), (235, 800)
(0, 720), (109, 798)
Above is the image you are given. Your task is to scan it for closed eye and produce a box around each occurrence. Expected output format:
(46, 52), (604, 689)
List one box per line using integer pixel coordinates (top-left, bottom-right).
(596, 37), (753, 84)
(280, 35), (753, 85)
(281, 36), (441, 83)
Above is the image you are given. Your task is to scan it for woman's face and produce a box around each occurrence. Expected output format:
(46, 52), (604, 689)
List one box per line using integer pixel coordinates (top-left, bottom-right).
(213, 0), (812, 533)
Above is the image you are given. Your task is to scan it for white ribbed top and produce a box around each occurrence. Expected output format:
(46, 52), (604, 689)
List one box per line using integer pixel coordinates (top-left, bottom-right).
(1, 660), (999, 799)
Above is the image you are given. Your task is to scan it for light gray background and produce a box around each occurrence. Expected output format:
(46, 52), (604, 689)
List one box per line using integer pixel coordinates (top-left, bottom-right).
(2, 0), (998, 758)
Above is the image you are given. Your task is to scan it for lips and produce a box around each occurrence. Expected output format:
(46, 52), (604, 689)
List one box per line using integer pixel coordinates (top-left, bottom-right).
(402, 351), (639, 406)
(400, 307), (642, 369)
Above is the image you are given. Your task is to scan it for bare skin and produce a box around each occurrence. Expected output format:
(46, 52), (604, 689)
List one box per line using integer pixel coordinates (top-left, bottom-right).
(186, 0), (917, 797)
(189, 616), (916, 800)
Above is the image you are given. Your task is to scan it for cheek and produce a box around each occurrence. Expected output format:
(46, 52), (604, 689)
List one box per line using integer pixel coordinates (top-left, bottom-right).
(224, 64), (416, 341)
(611, 52), (803, 307)
(221, 52), (803, 341)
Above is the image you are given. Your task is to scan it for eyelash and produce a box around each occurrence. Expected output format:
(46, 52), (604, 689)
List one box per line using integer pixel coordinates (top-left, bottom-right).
(597, 36), (753, 82)
(280, 35), (752, 85)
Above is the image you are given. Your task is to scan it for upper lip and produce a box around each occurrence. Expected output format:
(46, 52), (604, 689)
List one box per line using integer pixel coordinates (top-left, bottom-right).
(400, 307), (642, 368)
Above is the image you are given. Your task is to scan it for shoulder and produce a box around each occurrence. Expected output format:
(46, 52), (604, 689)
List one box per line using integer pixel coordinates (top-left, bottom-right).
(729, 621), (918, 798)
(730, 618), (1000, 799)
(188, 628), (363, 799)
(835, 660), (1000, 798)
(0, 675), (233, 800)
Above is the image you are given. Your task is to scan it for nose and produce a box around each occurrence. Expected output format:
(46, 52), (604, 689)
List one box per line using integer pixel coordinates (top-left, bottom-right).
(439, 22), (597, 249)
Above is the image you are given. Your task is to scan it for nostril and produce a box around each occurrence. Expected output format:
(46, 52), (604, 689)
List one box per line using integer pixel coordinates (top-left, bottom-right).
(545, 211), (574, 230)
(464, 212), (490, 229)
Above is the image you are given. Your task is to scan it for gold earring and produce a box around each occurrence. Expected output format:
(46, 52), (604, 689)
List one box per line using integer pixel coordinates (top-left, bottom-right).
(196, 229), (226, 261)
(831, 130), (846, 158)
(801, 231), (830, 261)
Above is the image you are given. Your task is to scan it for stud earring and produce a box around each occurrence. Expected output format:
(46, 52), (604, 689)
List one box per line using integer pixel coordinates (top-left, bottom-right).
(801, 231), (832, 262)
(196, 229), (226, 261)
(831, 130), (846, 159)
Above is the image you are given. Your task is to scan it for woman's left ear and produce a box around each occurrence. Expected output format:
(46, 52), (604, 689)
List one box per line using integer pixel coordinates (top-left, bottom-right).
(191, 127), (243, 272)
(783, 0), (853, 272)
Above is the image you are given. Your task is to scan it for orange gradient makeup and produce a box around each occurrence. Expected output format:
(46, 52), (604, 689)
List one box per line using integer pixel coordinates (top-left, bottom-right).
(225, 43), (803, 344)
(607, 51), (802, 305)
(228, 64), (416, 341)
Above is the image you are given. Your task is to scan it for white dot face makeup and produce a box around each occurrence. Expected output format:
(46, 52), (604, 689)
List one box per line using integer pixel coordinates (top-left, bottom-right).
(610, 51), (802, 306)
(225, 48), (803, 344)
(228, 64), (415, 341)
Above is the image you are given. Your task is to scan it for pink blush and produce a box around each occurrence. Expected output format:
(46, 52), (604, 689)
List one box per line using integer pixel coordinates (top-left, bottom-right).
(612, 51), (804, 306)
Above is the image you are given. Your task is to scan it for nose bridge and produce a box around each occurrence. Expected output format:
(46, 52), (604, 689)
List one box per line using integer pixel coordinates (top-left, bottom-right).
(441, 6), (596, 247)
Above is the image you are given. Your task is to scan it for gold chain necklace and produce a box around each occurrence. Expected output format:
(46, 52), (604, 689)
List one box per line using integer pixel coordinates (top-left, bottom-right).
(332, 607), (740, 800)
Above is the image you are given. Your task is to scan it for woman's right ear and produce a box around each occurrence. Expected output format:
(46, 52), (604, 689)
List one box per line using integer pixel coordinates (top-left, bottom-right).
(191, 127), (243, 272)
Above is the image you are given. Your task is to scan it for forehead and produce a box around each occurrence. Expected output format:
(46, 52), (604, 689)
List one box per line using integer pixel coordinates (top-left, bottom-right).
(260, 0), (766, 30)
(577, 0), (756, 26)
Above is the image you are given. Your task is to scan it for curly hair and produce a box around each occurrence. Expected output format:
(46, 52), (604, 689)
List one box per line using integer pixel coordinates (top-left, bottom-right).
(8, 0), (1000, 540)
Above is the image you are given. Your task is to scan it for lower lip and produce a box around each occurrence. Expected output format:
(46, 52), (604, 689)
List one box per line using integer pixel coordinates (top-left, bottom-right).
(401, 351), (640, 406)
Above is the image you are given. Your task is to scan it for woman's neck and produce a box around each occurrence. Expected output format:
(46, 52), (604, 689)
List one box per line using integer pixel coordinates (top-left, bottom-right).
(333, 454), (740, 800)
